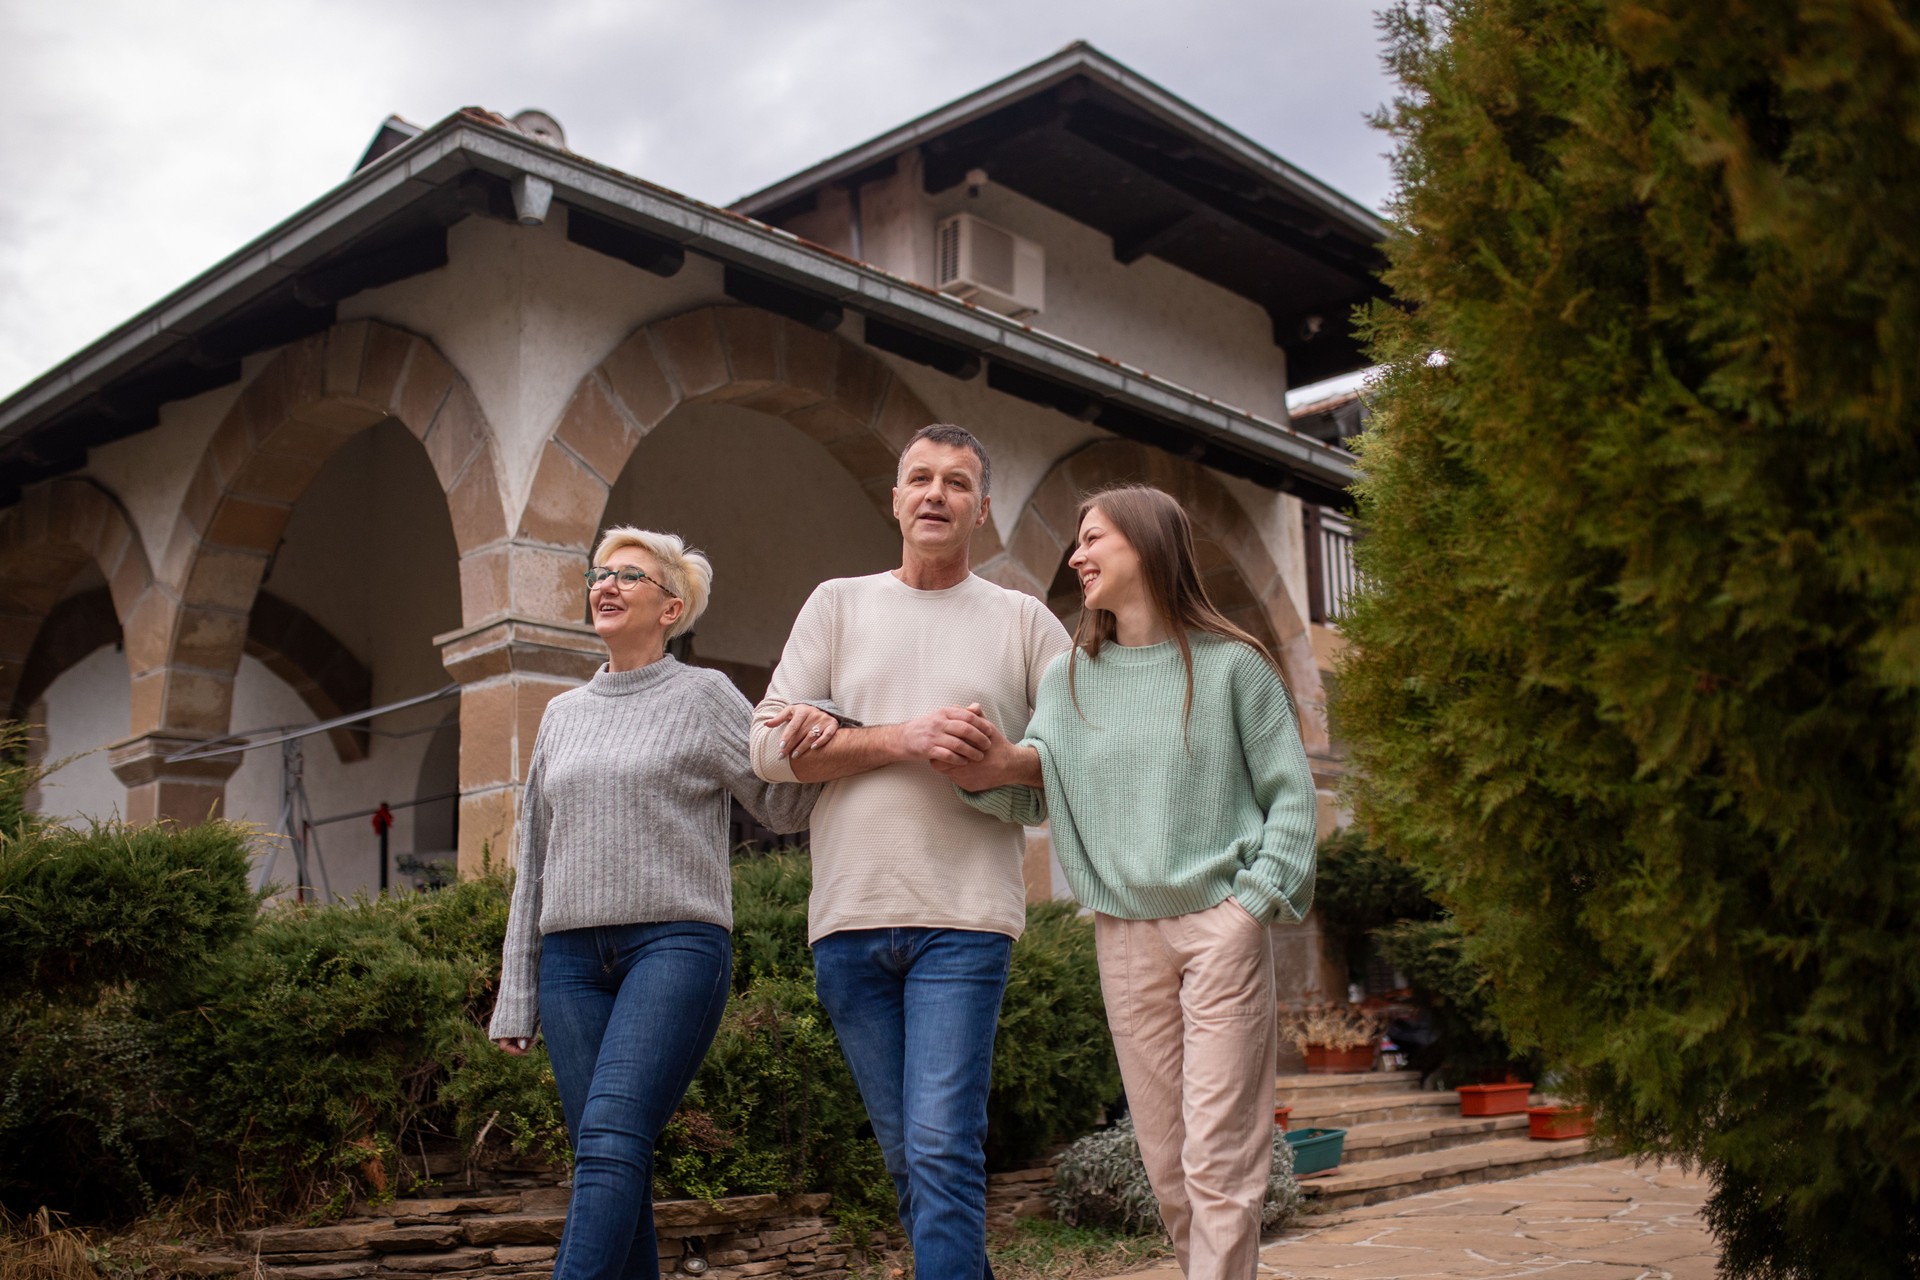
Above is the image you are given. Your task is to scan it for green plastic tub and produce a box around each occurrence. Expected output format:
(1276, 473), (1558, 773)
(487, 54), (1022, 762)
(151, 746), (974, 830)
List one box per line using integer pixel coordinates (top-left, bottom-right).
(1284, 1126), (1347, 1177)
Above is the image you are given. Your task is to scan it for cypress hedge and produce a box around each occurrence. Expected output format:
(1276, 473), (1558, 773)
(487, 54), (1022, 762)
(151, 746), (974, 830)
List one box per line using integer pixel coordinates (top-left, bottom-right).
(1340, 2), (1920, 1274)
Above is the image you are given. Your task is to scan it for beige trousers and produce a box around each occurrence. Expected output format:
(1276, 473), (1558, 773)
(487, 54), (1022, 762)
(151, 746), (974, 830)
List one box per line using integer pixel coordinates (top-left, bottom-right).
(1096, 898), (1277, 1280)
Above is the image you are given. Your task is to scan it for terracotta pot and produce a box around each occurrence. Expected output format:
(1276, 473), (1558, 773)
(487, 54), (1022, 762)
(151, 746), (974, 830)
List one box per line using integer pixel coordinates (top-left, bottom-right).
(1527, 1104), (1592, 1140)
(1457, 1082), (1533, 1116)
(1274, 1105), (1292, 1131)
(1303, 1043), (1376, 1074)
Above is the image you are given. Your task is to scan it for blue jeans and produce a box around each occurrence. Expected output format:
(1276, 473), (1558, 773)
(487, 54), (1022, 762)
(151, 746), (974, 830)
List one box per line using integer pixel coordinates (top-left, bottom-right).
(813, 927), (1012, 1280)
(539, 922), (733, 1280)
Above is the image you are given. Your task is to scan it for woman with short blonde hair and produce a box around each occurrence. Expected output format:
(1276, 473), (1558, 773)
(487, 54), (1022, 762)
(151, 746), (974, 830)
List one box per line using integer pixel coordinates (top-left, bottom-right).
(491, 525), (836, 1280)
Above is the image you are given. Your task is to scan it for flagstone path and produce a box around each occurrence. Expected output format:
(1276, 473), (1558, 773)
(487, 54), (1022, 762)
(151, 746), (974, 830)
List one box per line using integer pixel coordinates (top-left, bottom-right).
(1123, 1157), (1718, 1279)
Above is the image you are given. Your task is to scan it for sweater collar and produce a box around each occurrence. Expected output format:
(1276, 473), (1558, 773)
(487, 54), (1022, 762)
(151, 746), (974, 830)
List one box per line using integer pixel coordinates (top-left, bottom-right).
(587, 654), (682, 696)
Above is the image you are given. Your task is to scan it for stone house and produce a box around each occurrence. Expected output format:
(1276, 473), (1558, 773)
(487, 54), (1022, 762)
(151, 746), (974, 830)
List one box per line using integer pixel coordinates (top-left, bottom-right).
(0, 43), (1379, 986)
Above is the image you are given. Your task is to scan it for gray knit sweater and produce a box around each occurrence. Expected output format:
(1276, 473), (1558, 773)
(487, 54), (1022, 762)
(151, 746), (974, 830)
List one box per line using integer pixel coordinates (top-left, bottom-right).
(490, 657), (821, 1040)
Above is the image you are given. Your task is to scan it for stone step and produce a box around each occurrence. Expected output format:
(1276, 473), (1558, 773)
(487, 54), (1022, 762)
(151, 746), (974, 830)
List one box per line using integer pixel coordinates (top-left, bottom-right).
(1274, 1069), (1423, 1105)
(1298, 1136), (1600, 1213)
(1335, 1113), (1530, 1163)
(1285, 1089), (1465, 1127)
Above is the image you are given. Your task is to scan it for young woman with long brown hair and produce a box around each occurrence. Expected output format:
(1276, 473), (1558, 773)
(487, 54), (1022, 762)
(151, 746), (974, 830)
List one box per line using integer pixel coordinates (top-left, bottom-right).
(959, 484), (1317, 1280)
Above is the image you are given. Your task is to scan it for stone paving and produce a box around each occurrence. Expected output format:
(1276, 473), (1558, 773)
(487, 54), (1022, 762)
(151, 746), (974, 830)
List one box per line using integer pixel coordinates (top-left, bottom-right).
(1124, 1157), (1718, 1280)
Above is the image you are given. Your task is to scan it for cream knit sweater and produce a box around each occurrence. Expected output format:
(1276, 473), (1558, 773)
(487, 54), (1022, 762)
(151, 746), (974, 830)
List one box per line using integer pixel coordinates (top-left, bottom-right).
(750, 572), (1071, 944)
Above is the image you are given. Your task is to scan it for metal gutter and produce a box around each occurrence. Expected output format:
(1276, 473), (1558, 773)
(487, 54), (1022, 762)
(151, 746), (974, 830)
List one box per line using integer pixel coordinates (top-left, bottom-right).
(0, 111), (1358, 495)
(730, 42), (1387, 245)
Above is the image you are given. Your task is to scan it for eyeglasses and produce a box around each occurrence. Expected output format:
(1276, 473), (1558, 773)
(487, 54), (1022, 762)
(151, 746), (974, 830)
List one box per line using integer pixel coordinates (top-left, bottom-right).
(584, 565), (678, 597)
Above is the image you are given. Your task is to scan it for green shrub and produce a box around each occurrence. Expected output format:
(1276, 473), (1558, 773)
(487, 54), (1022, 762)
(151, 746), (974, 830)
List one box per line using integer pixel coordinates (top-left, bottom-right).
(0, 819), (256, 1005)
(725, 852), (1119, 1169)
(167, 897), (472, 1200)
(1342, 1), (1920, 1272)
(1315, 830), (1526, 1079)
(0, 810), (255, 1217)
(1313, 828), (1438, 937)
(1051, 1116), (1299, 1236)
(989, 900), (1120, 1167)
(0, 993), (184, 1217)
(663, 975), (892, 1225)
(727, 850), (816, 992)
(2, 835), (1117, 1225)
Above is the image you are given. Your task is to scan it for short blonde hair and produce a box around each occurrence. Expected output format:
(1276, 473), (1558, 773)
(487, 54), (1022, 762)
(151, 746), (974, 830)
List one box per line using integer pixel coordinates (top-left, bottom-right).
(592, 526), (713, 639)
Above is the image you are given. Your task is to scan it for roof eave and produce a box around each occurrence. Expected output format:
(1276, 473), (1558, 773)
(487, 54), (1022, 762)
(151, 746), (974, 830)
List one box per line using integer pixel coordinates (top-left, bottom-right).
(0, 111), (1359, 501)
(730, 42), (1388, 247)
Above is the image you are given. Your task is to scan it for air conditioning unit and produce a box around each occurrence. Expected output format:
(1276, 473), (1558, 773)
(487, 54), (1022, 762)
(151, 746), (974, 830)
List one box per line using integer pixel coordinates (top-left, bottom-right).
(935, 213), (1045, 317)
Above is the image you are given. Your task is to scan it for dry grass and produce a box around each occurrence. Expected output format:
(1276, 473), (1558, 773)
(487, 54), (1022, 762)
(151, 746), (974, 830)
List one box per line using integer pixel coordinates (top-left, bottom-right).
(0, 1195), (283, 1280)
(850, 1219), (1171, 1280)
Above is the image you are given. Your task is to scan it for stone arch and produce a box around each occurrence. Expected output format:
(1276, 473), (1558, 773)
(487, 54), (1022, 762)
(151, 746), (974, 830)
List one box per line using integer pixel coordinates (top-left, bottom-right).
(442, 304), (997, 874)
(980, 438), (1327, 751)
(11, 585), (372, 765)
(118, 321), (508, 821)
(517, 305), (996, 597)
(0, 478), (157, 715)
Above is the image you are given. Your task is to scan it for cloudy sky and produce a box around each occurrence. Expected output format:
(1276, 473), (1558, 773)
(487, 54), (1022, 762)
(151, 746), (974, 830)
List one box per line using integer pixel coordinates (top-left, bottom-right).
(0, 0), (1402, 399)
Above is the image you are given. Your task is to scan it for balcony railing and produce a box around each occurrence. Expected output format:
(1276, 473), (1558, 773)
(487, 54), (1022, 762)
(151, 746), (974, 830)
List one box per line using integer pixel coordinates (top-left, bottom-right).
(1305, 505), (1359, 624)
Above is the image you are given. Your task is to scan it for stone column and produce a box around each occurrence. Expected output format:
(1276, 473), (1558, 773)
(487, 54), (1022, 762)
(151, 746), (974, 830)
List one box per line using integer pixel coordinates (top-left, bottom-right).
(108, 733), (244, 825)
(437, 615), (603, 877)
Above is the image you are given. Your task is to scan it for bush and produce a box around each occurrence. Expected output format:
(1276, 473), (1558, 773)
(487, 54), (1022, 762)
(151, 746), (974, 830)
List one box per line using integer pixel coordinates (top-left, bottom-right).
(662, 975), (893, 1225)
(0, 993), (183, 1217)
(0, 819), (256, 1005)
(166, 896), (484, 1202)
(1341, 1), (1920, 1272)
(0, 803), (255, 1217)
(725, 852), (1121, 1170)
(2, 834), (1116, 1227)
(989, 900), (1121, 1167)
(1051, 1116), (1299, 1236)
(1314, 830), (1528, 1079)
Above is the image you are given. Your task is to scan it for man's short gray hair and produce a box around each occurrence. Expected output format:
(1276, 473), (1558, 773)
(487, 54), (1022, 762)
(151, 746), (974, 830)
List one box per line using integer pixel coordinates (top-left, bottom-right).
(897, 423), (992, 496)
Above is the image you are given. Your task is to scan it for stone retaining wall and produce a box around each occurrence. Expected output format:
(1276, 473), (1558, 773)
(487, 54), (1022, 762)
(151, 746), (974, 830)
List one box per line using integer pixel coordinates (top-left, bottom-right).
(173, 1189), (847, 1280)
(168, 1160), (1061, 1279)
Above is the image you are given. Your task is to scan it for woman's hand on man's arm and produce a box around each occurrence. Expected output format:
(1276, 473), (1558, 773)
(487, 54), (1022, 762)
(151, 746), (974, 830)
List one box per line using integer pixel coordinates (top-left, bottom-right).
(931, 706), (1042, 792)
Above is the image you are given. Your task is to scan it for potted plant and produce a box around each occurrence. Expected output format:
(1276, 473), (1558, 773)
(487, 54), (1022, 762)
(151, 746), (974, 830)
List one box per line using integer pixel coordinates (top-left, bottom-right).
(1282, 1004), (1383, 1074)
(1274, 1104), (1292, 1131)
(1457, 1079), (1534, 1115)
(1527, 1103), (1592, 1140)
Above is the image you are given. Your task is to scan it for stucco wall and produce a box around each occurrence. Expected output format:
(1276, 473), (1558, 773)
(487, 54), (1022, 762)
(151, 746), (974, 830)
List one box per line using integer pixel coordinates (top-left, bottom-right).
(600, 401), (902, 670)
(338, 212), (729, 523)
(35, 643), (129, 821)
(787, 152), (1293, 422)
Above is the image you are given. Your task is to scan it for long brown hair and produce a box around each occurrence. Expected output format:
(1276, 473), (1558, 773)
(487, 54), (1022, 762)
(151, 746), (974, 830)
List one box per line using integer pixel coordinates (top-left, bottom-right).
(1068, 484), (1290, 729)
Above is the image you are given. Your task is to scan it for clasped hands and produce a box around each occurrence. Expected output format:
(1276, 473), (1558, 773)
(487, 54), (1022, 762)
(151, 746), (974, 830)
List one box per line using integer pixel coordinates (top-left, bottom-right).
(769, 700), (1021, 791)
(898, 702), (1020, 791)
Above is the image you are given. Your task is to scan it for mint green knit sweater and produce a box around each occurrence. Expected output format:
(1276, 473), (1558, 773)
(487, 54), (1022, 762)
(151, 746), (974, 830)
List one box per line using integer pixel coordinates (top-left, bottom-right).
(962, 633), (1317, 924)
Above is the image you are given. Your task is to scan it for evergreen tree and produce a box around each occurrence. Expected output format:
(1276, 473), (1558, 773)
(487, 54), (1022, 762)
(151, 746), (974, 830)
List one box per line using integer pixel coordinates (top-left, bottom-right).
(1340, 2), (1920, 1274)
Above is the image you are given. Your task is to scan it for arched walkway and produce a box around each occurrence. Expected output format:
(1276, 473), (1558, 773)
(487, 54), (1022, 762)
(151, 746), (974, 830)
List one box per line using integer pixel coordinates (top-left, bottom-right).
(980, 438), (1328, 751)
(0, 478), (158, 716)
(118, 321), (509, 822)
(452, 305), (979, 872)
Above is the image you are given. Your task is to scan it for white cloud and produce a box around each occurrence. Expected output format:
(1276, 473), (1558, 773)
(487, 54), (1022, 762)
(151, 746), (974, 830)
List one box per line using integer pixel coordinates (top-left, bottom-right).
(0, 0), (1398, 397)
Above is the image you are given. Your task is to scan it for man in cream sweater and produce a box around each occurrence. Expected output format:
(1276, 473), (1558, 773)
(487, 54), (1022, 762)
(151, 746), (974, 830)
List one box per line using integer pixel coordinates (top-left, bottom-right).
(752, 424), (1069, 1280)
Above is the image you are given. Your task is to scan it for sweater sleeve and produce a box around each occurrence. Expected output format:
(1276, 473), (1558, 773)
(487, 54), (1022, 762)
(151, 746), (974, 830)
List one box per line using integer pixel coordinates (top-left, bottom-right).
(489, 720), (555, 1041)
(1226, 650), (1319, 925)
(706, 677), (822, 834)
(750, 583), (836, 784)
(954, 774), (1047, 825)
(957, 605), (1071, 827)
